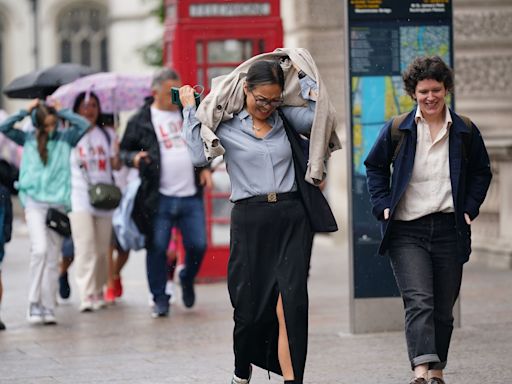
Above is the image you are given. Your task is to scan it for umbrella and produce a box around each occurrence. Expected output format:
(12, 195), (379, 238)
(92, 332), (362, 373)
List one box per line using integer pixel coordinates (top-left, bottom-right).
(50, 72), (152, 114)
(3, 63), (97, 99)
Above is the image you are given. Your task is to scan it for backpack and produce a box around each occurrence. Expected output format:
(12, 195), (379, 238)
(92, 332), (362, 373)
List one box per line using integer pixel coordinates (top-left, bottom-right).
(390, 112), (474, 163)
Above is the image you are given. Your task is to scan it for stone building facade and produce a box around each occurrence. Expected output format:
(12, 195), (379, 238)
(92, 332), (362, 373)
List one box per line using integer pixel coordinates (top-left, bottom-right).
(0, 0), (510, 267)
(281, 0), (512, 269)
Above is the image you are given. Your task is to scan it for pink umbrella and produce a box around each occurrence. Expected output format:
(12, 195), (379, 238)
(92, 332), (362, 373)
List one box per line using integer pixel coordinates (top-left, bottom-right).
(50, 72), (152, 113)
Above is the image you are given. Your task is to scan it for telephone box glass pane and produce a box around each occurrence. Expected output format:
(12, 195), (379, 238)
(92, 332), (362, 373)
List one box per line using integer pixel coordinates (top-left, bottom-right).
(196, 42), (203, 64)
(207, 66), (236, 87)
(211, 159), (232, 245)
(207, 40), (253, 63)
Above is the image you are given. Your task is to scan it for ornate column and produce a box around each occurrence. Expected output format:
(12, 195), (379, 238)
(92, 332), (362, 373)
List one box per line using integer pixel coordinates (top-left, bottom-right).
(454, 0), (512, 268)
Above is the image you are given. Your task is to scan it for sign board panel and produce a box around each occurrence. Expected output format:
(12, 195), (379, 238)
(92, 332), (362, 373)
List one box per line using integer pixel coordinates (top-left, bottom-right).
(346, 0), (453, 331)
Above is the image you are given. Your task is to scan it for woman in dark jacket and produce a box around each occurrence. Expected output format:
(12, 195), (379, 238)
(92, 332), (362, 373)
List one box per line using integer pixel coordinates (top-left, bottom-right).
(364, 56), (492, 384)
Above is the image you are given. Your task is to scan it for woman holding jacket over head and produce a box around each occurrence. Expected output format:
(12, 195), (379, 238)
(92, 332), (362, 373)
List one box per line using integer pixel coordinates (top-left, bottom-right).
(69, 91), (121, 312)
(181, 60), (319, 384)
(364, 56), (492, 384)
(0, 98), (90, 325)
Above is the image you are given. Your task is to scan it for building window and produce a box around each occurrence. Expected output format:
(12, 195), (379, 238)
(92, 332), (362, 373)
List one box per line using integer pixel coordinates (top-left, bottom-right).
(57, 4), (109, 71)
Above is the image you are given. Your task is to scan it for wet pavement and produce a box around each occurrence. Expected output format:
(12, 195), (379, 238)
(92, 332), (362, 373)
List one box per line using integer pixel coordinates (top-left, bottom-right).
(0, 224), (511, 383)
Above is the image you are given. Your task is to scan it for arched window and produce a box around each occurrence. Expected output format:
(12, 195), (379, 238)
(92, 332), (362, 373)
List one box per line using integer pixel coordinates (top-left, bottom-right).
(57, 4), (109, 71)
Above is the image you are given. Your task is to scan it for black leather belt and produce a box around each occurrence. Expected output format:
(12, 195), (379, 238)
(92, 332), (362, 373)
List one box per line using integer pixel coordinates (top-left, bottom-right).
(235, 191), (299, 204)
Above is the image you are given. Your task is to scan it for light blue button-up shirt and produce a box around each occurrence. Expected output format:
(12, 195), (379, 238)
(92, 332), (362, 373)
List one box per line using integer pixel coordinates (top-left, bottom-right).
(182, 77), (317, 202)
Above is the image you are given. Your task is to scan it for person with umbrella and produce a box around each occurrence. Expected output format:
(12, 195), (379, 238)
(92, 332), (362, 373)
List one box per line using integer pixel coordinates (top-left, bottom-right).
(68, 91), (122, 312)
(0, 98), (90, 325)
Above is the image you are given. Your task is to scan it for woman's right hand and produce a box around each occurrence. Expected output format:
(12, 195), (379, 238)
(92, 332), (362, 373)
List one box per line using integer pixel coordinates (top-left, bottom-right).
(133, 151), (150, 169)
(383, 208), (390, 221)
(179, 85), (197, 108)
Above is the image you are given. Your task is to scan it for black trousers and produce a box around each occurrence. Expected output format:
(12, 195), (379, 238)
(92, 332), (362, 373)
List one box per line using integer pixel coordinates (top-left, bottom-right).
(228, 198), (313, 382)
(388, 213), (463, 370)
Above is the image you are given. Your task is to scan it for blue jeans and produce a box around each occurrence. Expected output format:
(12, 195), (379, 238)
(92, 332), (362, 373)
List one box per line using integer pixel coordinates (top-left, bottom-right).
(388, 213), (463, 370)
(147, 194), (207, 305)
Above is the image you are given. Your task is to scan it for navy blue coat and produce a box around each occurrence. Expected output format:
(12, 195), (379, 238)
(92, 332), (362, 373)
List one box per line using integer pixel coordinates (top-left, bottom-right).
(364, 107), (492, 263)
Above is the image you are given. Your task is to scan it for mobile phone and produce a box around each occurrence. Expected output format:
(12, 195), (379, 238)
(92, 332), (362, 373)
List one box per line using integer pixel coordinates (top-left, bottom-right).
(171, 87), (201, 107)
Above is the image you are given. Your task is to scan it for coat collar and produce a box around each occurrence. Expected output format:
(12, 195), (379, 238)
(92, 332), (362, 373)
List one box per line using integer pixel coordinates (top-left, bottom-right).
(399, 105), (470, 135)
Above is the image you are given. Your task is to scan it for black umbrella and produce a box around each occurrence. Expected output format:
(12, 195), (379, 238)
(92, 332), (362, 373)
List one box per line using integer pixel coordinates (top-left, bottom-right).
(3, 63), (97, 99)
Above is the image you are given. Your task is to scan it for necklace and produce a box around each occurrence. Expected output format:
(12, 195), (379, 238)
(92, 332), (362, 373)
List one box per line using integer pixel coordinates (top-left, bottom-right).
(252, 124), (262, 132)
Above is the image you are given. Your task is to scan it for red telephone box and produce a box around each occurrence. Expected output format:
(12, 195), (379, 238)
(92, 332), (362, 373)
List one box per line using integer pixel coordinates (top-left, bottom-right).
(163, 0), (283, 281)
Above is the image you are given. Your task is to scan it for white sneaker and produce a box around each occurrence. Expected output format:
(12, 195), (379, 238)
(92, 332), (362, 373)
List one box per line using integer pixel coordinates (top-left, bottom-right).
(27, 303), (44, 324)
(80, 298), (94, 312)
(231, 366), (252, 384)
(231, 375), (250, 384)
(165, 281), (176, 304)
(92, 295), (106, 311)
(42, 307), (57, 325)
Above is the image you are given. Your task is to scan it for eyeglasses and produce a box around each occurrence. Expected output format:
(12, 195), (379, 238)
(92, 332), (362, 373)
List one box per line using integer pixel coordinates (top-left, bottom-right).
(249, 90), (283, 108)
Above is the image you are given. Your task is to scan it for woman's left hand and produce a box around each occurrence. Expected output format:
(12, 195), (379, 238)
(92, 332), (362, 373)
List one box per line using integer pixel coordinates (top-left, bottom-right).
(464, 213), (472, 225)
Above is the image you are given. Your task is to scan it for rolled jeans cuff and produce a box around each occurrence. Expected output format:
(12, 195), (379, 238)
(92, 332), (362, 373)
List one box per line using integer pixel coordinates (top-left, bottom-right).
(429, 360), (447, 370)
(411, 354), (440, 370)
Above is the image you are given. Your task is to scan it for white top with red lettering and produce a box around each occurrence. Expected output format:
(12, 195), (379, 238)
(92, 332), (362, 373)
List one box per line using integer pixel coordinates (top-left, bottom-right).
(70, 125), (118, 216)
(151, 106), (196, 197)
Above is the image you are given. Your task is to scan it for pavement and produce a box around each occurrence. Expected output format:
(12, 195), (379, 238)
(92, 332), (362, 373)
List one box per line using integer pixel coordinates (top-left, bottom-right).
(0, 221), (511, 383)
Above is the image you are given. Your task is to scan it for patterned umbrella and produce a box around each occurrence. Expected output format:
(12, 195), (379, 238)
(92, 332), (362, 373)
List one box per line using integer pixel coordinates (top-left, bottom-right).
(50, 72), (153, 113)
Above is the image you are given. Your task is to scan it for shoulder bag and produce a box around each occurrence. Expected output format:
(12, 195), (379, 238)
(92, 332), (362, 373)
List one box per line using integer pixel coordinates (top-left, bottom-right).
(79, 128), (122, 210)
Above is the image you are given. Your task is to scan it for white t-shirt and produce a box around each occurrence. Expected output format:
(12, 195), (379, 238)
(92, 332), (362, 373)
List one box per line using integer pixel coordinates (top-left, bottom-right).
(70, 126), (118, 217)
(151, 106), (196, 197)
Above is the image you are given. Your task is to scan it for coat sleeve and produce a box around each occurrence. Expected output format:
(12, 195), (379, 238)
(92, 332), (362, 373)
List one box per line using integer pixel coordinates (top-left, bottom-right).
(0, 110), (29, 146)
(464, 123), (492, 220)
(120, 117), (142, 168)
(364, 120), (394, 221)
(57, 109), (91, 146)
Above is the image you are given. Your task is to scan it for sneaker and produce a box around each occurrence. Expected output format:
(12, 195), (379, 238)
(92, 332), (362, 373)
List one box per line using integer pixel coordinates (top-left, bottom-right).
(165, 280), (176, 303)
(104, 287), (116, 304)
(151, 301), (169, 318)
(42, 307), (57, 325)
(112, 276), (123, 298)
(180, 278), (195, 308)
(27, 303), (44, 324)
(80, 298), (94, 313)
(58, 272), (71, 299)
(92, 294), (106, 311)
(231, 365), (252, 384)
(0, 319), (5, 331)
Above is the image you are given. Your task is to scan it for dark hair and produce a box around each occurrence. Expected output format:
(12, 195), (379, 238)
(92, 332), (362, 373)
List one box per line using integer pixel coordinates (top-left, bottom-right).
(245, 60), (285, 91)
(72, 91), (102, 126)
(402, 56), (454, 97)
(33, 103), (58, 165)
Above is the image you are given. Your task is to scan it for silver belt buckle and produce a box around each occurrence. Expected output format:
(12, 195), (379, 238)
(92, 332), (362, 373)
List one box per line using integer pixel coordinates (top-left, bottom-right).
(267, 192), (277, 203)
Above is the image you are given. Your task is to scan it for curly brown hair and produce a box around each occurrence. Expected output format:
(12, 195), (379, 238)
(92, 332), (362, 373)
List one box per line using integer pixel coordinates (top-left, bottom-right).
(402, 56), (454, 98)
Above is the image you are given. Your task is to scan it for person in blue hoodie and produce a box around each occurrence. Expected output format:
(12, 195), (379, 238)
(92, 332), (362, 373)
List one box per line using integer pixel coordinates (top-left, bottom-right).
(0, 99), (89, 325)
(364, 56), (492, 384)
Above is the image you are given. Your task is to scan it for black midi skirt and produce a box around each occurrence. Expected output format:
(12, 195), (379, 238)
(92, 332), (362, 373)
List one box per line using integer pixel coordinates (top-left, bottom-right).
(228, 197), (314, 382)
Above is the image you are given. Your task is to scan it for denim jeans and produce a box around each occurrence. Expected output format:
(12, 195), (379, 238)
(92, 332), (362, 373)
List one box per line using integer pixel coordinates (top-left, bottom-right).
(147, 194), (207, 305)
(388, 212), (463, 370)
